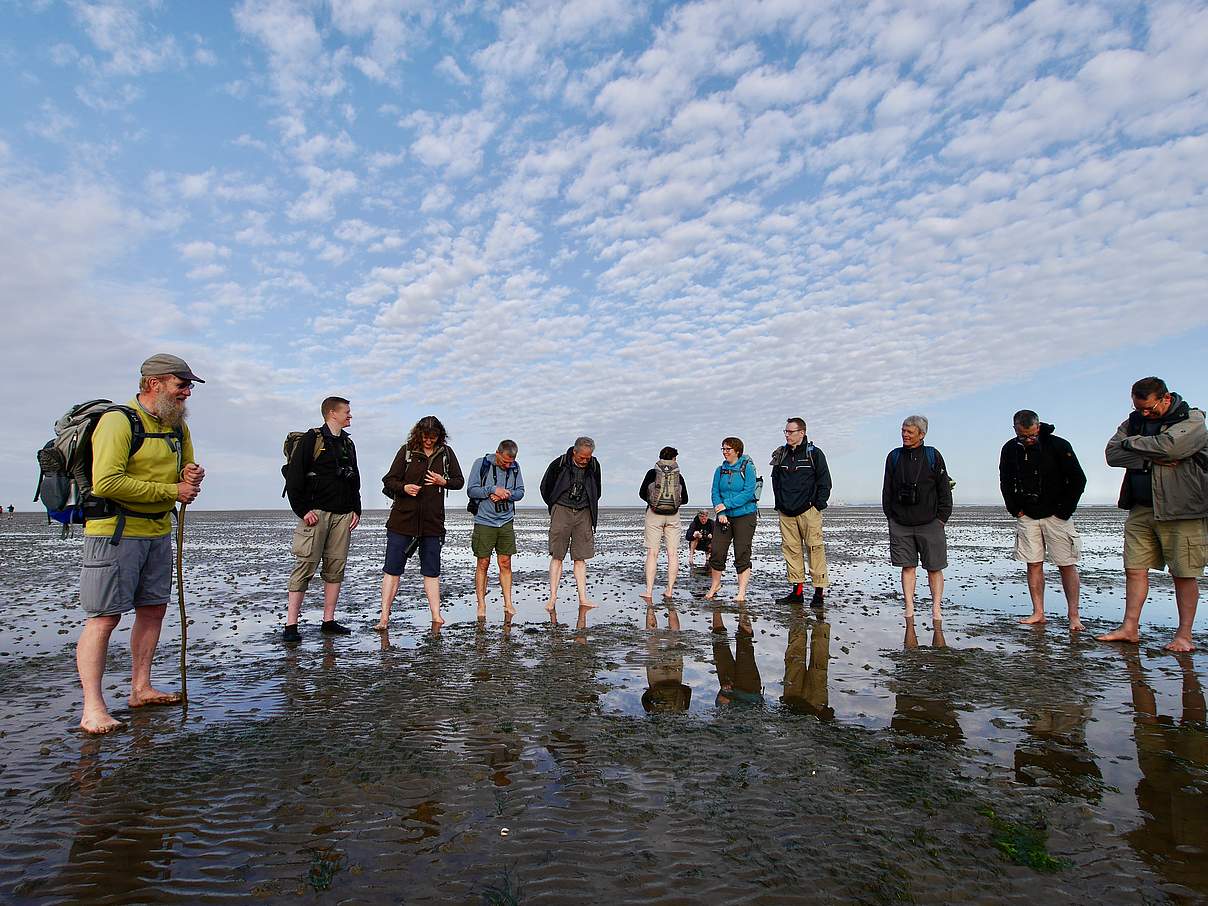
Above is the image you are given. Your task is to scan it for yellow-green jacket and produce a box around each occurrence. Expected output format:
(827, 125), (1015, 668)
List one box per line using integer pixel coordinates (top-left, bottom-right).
(85, 398), (196, 539)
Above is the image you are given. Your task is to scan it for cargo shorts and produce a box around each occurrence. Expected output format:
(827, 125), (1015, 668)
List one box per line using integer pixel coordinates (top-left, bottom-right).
(1124, 507), (1208, 578)
(288, 510), (355, 592)
(80, 535), (173, 617)
(1013, 515), (1081, 567)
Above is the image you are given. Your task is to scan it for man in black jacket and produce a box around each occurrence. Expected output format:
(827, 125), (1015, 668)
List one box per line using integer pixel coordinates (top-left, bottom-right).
(882, 415), (953, 621)
(771, 417), (832, 607)
(282, 397), (361, 642)
(999, 410), (1087, 631)
(540, 436), (602, 616)
(686, 510), (714, 568)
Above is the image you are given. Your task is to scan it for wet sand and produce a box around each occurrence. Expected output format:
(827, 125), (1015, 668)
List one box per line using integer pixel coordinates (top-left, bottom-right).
(0, 506), (1204, 903)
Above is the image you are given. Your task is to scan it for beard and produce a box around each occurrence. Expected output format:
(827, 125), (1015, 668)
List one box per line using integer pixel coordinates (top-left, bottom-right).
(151, 392), (188, 427)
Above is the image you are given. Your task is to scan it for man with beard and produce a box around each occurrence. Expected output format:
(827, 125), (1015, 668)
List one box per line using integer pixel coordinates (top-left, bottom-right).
(76, 354), (205, 734)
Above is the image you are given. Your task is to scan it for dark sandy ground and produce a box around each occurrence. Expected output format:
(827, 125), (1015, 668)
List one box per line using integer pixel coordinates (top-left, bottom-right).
(0, 506), (1204, 904)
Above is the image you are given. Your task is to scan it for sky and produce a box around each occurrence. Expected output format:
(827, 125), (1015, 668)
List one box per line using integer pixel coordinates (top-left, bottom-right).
(2, 0), (1207, 511)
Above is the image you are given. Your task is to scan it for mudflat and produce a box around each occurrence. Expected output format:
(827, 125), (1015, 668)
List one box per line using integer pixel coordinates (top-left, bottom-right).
(0, 506), (1204, 903)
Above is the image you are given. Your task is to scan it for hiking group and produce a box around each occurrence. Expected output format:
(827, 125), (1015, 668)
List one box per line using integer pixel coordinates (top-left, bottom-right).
(35, 357), (1207, 734)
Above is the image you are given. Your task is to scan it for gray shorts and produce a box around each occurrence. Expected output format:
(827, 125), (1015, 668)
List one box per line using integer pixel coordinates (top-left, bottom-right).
(889, 518), (948, 571)
(549, 504), (595, 561)
(80, 535), (173, 617)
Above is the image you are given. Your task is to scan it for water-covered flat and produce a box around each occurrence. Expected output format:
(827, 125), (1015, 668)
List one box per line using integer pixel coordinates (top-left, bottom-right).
(0, 507), (1204, 903)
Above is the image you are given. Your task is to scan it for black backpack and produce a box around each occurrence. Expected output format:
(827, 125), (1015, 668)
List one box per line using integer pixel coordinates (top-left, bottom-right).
(281, 429), (325, 497)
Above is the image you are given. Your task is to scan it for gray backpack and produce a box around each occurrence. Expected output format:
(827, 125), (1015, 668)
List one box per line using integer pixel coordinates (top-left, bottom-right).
(647, 465), (683, 515)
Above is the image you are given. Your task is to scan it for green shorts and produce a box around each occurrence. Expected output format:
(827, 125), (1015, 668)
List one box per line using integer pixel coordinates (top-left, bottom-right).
(1123, 507), (1208, 578)
(472, 521), (517, 558)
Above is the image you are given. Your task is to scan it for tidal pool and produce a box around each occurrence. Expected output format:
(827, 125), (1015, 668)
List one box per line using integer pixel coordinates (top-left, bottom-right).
(0, 506), (1203, 903)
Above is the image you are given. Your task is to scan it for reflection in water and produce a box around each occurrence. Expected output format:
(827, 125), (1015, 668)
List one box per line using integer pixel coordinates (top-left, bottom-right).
(781, 614), (833, 720)
(642, 605), (690, 713)
(892, 618), (963, 743)
(1122, 651), (1208, 894)
(712, 607), (763, 706)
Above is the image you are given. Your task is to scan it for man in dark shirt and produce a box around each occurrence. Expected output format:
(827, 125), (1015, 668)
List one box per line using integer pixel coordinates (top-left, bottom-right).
(540, 436), (602, 617)
(771, 417), (832, 607)
(998, 409), (1087, 631)
(686, 510), (714, 568)
(282, 396), (361, 642)
(882, 415), (953, 622)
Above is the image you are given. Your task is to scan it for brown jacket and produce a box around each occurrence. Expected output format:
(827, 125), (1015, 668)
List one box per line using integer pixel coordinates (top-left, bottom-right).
(383, 445), (464, 537)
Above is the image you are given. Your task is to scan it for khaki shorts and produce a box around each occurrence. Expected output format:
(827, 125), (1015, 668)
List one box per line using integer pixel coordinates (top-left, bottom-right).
(1124, 507), (1208, 578)
(644, 509), (681, 553)
(80, 535), (173, 617)
(549, 504), (594, 561)
(1013, 515), (1081, 567)
(472, 521), (516, 558)
(288, 510), (355, 592)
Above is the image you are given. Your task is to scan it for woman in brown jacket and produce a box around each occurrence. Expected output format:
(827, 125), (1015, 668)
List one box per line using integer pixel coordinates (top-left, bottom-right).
(376, 416), (464, 629)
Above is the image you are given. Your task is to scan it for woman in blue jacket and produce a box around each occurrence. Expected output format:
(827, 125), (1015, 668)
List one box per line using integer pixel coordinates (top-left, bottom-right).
(704, 436), (759, 601)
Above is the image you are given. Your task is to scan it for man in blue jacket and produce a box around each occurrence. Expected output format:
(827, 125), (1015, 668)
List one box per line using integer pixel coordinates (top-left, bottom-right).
(467, 439), (525, 620)
(771, 417), (832, 607)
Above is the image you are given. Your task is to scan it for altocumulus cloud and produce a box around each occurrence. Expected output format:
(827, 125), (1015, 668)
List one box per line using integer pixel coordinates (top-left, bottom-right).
(1, 0), (1207, 509)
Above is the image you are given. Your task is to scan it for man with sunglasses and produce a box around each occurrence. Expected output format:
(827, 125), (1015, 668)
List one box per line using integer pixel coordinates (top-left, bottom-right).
(282, 396), (361, 643)
(1101, 376), (1208, 652)
(76, 353), (205, 734)
(771, 417), (832, 607)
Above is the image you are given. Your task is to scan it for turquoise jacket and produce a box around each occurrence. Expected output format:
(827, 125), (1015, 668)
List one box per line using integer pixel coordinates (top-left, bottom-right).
(711, 454), (758, 517)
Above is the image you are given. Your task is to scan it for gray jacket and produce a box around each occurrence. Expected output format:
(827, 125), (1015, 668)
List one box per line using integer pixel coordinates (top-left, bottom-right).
(1105, 401), (1208, 520)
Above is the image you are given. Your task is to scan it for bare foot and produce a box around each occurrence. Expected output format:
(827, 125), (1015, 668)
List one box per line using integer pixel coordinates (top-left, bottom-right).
(476, 604), (487, 619)
(703, 588), (719, 601)
(545, 600), (557, 613)
(1019, 614), (1046, 625)
(904, 605), (915, 620)
(578, 600), (598, 610)
(1097, 626), (1140, 644)
(129, 689), (183, 708)
(372, 622), (388, 633)
(80, 711), (125, 734)
(1069, 618), (1085, 632)
(503, 603), (517, 616)
(1165, 636), (1197, 653)
(931, 605), (942, 622)
(640, 592), (654, 604)
(430, 614), (446, 627)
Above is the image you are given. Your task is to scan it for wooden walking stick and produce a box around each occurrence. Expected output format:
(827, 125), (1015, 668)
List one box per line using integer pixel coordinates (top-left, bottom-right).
(176, 502), (189, 709)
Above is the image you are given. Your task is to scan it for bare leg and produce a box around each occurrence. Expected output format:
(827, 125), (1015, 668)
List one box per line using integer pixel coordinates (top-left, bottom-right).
(1058, 564), (1083, 631)
(1168, 577), (1199, 652)
(377, 573), (400, 630)
(574, 559), (597, 608)
(1020, 562), (1046, 624)
(475, 557), (490, 618)
(547, 557), (563, 612)
(424, 575), (443, 625)
(689, 538), (699, 567)
(927, 570), (944, 621)
(735, 568), (750, 602)
(129, 604), (180, 706)
(286, 589), (304, 626)
(643, 546), (658, 600)
(77, 614), (124, 733)
(901, 566), (916, 619)
(666, 543), (679, 598)
(705, 568), (722, 600)
(322, 581), (341, 622)
(1098, 568), (1147, 643)
(499, 555), (514, 615)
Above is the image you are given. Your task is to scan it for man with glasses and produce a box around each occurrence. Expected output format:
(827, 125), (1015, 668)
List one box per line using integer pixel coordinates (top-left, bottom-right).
(998, 409), (1087, 630)
(282, 396), (361, 643)
(1102, 377), (1208, 652)
(771, 418), (832, 606)
(540, 436), (602, 616)
(76, 353), (206, 734)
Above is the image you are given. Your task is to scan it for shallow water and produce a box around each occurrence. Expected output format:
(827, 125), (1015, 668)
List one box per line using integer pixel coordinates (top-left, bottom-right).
(0, 506), (1204, 903)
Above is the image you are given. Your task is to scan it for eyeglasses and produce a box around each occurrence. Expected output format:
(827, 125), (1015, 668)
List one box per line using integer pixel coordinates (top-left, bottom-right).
(171, 376), (194, 390)
(720, 446), (734, 452)
(784, 428), (803, 435)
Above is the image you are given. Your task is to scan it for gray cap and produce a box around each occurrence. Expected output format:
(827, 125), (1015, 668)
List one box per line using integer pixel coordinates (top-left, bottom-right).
(140, 353), (205, 383)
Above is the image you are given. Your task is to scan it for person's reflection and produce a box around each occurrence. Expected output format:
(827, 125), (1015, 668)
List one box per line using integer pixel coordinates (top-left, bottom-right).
(712, 606), (763, 706)
(642, 604), (691, 713)
(549, 603), (593, 637)
(891, 617), (963, 742)
(1122, 650), (1208, 894)
(781, 613), (833, 720)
